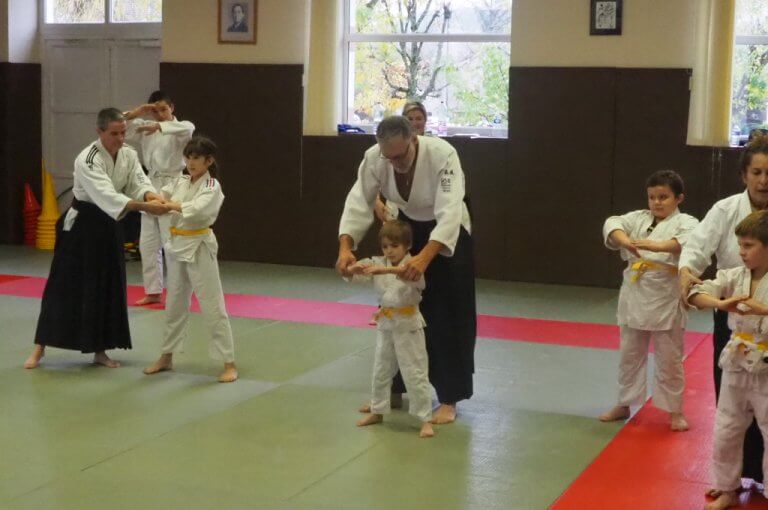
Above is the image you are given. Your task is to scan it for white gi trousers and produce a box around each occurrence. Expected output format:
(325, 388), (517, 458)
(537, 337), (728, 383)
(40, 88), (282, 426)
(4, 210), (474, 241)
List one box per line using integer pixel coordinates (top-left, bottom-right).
(139, 212), (171, 294)
(712, 370), (768, 495)
(616, 324), (684, 412)
(162, 244), (235, 362)
(370, 328), (432, 422)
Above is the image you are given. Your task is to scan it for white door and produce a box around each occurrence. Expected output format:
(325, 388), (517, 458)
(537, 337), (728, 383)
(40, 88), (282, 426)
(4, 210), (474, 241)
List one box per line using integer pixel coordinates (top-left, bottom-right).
(43, 39), (160, 198)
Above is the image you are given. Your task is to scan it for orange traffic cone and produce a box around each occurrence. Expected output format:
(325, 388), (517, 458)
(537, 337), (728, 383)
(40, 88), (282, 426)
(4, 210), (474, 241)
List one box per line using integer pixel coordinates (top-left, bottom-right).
(36, 162), (59, 251)
(23, 183), (42, 246)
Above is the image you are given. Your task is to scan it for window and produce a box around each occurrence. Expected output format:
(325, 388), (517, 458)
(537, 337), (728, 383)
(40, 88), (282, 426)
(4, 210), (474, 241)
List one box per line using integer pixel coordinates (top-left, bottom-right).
(344, 0), (511, 138)
(730, 0), (768, 145)
(44, 0), (161, 24)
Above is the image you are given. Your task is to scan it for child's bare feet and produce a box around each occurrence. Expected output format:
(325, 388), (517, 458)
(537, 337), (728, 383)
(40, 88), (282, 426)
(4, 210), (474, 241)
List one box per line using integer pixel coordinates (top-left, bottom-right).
(24, 345), (45, 369)
(218, 362), (238, 383)
(135, 294), (162, 306)
(420, 421), (434, 438)
(431, 403), (456, 424)
(670, 412), (689, 431)
(704, 489), (738, 509)
(143, 353), (173, 375)
(359, 393), (403, 413)
(357, 413), (383, 427)
(93, 351), (120, 368)
(599, 405), (630, 422)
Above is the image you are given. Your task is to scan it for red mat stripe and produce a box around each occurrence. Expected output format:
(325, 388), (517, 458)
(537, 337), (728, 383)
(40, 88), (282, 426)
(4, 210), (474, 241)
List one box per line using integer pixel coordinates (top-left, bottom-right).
(0, 274), (706, 351)
(551, 336), (768, 509)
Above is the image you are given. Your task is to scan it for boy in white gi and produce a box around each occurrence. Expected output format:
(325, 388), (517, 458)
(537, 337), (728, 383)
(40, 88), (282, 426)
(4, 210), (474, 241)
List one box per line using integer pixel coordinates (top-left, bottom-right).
(600, 170), (698, 431)
(124, 91), (195, 306)
(143, 136), (237, 383)
(348, 220), (434, 438)
(688, 210), (768, 510)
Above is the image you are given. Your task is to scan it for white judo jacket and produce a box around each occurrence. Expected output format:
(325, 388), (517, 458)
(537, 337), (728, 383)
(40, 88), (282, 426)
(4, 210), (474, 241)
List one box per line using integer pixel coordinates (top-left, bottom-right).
(604, 209), (698, 330)
(679, 190), (753, 275)
(353, 254), (427, 333)
(339, 136), (471, 257)
(65, 140), (156, 228)
(690, 266), (768, 373)
(162, 172), (223, 263)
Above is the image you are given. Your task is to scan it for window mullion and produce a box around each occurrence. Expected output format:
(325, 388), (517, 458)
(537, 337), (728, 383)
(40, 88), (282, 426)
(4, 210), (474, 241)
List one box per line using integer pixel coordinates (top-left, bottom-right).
(105, 0), (112, 24)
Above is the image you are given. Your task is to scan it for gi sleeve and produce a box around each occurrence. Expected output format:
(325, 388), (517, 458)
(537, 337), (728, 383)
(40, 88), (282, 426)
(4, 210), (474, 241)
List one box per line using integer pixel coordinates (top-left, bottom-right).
(159, 119), (195, 137)
(344, 257), (374, 283)
(122, 152), (156, 203)
(180, 178), (224, 224)
(76, 154), (133, 220)
(679, 204), (729, 275)
(687, 269), (734, 308)
(603, 210), (645, 250)
(339, 154), (380, 250)
(429, 150), (465, 256)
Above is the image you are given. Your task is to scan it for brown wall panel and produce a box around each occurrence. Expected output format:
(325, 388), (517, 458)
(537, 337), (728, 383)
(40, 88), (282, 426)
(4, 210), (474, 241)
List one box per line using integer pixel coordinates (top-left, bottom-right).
(0, 63), (42, 244)
(507, 67), (619, 286)
(160, 63), (304, 263)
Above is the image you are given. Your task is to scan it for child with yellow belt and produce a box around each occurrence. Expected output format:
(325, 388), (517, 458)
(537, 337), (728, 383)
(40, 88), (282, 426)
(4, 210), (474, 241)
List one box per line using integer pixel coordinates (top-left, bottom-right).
(599, 170), (698, 430)
(143, 136), (237, 383)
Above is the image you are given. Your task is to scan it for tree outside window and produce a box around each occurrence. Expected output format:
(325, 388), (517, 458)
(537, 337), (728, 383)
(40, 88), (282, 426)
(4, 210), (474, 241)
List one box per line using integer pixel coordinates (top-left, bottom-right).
(731, 0), (768, 145)
(345, 0), (511, 137)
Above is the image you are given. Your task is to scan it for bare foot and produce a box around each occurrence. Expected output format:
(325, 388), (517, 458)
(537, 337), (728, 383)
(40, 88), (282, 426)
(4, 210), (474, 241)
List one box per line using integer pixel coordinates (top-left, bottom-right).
(420, 422), (434, 438)
(670, 412), (689, 431)
(357, 413), (383, 427)
(218, 362), (238, 383)
(431, 403), (456, 424)
(359, 393), (403, 413)
(135, 294), (162, 306)
(93, 351), (120, 368)
(24, 345), (45, 369)
(704, 490), (738, 509)
(599, 405), (630, 422)
(143, 353), (173, 375)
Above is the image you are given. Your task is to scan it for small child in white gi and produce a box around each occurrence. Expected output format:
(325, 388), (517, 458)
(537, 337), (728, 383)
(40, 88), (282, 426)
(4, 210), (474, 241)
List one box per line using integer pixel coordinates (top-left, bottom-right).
(600, 170), (698, 431)
(688, 210), (768, 510)
(143, 136), (237, 383)
(348, 220), (434, 438)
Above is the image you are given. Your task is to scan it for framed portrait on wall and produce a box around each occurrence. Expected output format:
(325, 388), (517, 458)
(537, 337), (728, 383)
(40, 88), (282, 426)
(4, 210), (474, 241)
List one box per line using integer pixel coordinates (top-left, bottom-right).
(219, 0), (257, 44)
(590, 0), (622, 36)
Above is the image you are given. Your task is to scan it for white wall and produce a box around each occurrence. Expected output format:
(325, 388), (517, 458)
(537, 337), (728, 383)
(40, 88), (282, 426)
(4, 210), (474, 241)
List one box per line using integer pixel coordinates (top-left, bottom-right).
(162, 0), (307, 64)
(510, 0), (698, 68)
(8, 0), (39, 63)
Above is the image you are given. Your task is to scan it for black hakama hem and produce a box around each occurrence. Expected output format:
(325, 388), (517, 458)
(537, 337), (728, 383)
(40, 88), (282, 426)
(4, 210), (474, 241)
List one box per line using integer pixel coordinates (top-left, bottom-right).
(34, 199), (132, 353)
(713, 309), (764, 482)
(398, 211), (477, 403)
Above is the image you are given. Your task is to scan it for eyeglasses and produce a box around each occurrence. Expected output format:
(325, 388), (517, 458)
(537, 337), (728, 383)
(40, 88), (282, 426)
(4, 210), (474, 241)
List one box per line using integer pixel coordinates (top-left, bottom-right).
(379, 142), (412, 165)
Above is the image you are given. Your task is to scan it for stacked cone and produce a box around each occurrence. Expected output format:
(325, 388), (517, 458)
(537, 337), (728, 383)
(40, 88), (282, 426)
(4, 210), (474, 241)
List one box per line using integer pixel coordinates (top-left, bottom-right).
(36, 163), (59, 251)
(23, 183), (42, 246)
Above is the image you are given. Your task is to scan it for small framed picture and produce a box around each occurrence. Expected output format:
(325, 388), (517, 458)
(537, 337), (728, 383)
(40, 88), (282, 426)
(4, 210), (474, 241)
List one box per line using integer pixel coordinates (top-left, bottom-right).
(590, 0), (622, 36)
(218, 0), (257, 44)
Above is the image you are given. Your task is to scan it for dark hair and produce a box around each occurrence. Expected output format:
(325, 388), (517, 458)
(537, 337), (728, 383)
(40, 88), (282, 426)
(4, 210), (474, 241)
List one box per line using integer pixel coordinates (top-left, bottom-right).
(740, 132), (768, 175)
(402, 101), (427, 119)
(735, 210), (768, 245)
(646, 170), (684, 197)
(376, 115), (413, 142)
(97, 107), (125, 130)
(232, 2), (245, 15)
(148, 90), (173, 105)
(183, 136), (219, 178)
(378, 220), (413, 248)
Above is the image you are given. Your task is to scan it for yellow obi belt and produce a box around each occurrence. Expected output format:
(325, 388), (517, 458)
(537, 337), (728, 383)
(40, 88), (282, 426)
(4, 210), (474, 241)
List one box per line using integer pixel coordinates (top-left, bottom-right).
(374, 305), (417, 320)
(630, 259), (678, 283)
(170, 227), (211, 237)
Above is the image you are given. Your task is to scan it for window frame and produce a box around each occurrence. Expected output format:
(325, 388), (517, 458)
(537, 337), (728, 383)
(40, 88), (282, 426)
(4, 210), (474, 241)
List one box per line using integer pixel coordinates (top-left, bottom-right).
(341, 0), (511, 136)
(40, 0), (161, 40)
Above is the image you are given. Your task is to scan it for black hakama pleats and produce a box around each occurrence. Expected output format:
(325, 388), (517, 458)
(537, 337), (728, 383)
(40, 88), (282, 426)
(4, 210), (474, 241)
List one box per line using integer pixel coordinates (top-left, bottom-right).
(34, 199), (132, 353)
(397, 212), (477, 403)
(713, 309), (764, 482)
